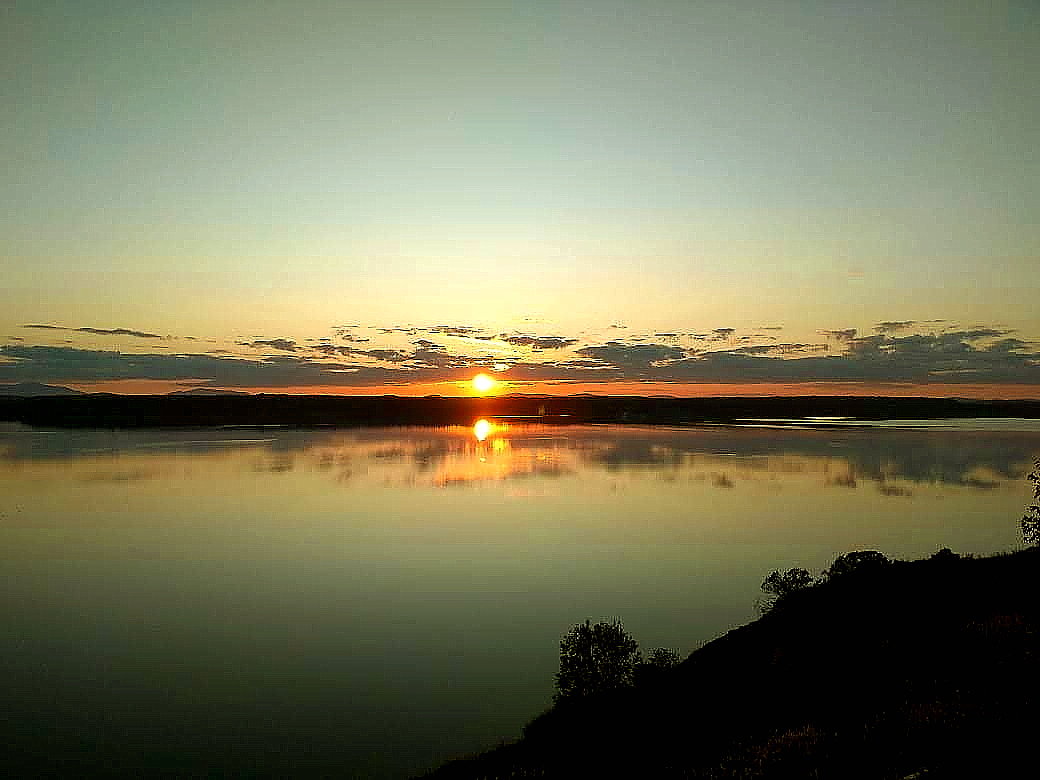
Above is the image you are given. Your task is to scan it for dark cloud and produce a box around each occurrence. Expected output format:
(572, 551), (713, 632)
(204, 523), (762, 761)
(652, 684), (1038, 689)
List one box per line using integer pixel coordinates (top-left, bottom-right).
(1, 345), (300, 384)
(362, 348), (411, 362)
(874, 321), (916, 334)
(659, 330), (1040, 384)
(313, 344), (410, 362)
(846, 335), (886, 357)
(315, 337), (490, 370)
(377, 327), (419, 335)
(497, 359), (623, 382)
(238, 339), (299, 352)
(3, 326), (1038, 388)
(314, 337), (493, 368)
(408, 345), (472, 369)
(725, 343), (829, 357)
(820, 329), (857, 341)
(313, 343), (353, 356)
(498, 335), (578, 350)
(313, 344), (345, 355)
(425, 325), (485, 337)
(986, 338), (1031, 353)
(23, 324), (162, 339)
(575, 342), (686, 370)
(330, 326), (372, 343)
(958, 328), (1008, 340)
(720, 345), (778, 356)
(0, 345), (487, 388)
(544, 358), (617, 371)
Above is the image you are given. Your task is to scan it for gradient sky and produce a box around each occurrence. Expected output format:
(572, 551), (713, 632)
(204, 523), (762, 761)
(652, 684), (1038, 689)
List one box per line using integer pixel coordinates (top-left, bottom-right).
(2, 1), (1038, 396)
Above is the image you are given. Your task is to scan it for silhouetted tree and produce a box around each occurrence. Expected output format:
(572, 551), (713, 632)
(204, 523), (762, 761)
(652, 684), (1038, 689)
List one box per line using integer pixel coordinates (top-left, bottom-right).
(554, 619), (640, 703)
(1022, 459), (1040, 546)
(645, 647), (681, 667)
(823, 550), (891, 580)
(760, 568), (815, 612)
(634, 647), (682, 686)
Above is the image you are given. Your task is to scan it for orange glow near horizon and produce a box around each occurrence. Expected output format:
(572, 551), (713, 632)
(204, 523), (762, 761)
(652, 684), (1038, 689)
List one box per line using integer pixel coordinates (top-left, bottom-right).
(64, 379), (1040, 400)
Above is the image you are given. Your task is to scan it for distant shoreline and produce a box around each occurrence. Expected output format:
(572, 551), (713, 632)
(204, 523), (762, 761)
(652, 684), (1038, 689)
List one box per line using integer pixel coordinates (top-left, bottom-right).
(3, 394), (1040, 429)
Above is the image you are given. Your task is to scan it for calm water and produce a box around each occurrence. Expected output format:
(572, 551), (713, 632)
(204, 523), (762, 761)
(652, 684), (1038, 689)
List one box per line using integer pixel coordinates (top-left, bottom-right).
(2, 420), (1038, 777)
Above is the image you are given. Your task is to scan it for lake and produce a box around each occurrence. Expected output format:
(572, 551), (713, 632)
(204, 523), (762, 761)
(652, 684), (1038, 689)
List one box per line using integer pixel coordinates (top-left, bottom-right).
(1, 420), (1038, 777)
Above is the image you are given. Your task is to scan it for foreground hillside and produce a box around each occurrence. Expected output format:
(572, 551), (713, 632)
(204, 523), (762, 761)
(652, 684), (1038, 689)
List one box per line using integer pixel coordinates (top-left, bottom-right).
(423, 547), (1039, 779)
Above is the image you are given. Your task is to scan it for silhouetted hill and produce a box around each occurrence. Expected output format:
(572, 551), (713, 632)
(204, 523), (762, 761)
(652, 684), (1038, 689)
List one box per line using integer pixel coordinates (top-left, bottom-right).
(421, 547), (1040, 779)
(1, 394), (1038, 429)
(0, 382), (83, 397)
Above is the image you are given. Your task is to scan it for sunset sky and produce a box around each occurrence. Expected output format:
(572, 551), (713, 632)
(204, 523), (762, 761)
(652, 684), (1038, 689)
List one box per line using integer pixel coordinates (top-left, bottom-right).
(3, 1), (1038, 397)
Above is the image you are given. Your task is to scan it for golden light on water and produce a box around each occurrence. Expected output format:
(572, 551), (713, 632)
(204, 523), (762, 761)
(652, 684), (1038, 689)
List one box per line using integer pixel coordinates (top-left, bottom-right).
(472, 373), (496, 394)
(473, 418), (493, 441)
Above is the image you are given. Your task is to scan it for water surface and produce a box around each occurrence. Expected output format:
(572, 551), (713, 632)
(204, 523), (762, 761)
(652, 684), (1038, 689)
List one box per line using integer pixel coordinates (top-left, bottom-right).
(1, 421), (1037, 777)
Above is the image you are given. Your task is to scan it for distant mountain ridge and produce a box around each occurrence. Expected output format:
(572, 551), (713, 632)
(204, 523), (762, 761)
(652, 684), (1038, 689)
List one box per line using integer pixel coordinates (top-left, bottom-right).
(0, 383), (83, 397)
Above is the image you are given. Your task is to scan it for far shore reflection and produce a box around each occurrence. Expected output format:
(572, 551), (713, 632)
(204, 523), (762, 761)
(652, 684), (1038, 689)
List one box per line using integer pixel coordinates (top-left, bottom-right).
(1, 421), (1037, 493)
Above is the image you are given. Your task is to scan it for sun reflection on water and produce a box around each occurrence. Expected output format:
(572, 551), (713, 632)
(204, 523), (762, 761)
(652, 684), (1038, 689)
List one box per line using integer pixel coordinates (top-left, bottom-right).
(473, 419), (493, 442)
(473, 419), (509, 442)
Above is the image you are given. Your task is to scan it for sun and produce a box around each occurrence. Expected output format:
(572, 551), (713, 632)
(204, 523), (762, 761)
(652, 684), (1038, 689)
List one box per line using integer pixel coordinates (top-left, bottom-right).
(472, 373), (497, 394)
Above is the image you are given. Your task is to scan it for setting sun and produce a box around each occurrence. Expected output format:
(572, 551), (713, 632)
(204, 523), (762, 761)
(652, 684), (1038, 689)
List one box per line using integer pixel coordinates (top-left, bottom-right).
(472, 373), (496, 394)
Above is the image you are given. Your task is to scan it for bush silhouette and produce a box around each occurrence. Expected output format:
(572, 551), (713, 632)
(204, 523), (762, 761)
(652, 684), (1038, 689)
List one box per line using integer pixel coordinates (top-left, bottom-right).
(823, 550), (891, 580)
(554, 619), (640, 703)
(634, 647), (682, 686)
(760, 568), (815, 612)
(1022, 458), (1040, 546)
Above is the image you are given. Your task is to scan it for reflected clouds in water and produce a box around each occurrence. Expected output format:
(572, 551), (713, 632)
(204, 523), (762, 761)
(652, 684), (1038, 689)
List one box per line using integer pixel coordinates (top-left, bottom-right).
(0, 422), (1038, 493)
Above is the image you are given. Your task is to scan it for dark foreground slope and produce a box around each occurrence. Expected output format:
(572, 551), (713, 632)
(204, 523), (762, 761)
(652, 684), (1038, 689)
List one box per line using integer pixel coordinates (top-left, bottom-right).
(2, 393), (1039, 428)
(423, 548), (1040, 779)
